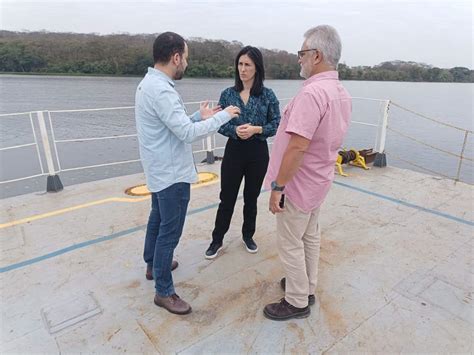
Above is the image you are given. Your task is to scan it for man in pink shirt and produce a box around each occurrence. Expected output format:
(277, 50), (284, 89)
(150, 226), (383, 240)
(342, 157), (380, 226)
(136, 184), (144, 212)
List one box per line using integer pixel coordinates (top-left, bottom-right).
(263, 25), (352, 321)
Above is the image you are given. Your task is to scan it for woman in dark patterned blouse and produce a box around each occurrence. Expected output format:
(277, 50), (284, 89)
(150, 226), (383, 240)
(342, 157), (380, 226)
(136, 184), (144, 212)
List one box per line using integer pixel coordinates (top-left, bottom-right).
(205, 46), (281, 259)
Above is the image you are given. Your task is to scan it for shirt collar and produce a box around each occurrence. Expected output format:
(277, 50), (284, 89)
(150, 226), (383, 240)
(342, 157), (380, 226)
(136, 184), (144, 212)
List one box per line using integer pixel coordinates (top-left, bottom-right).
(303, 70), (339, 86)
(148, 67), (175, 87)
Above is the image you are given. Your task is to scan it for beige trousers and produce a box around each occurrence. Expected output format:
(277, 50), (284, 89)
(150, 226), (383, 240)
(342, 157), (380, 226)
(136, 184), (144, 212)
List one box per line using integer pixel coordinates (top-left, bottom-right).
(276, 198), (321, 308)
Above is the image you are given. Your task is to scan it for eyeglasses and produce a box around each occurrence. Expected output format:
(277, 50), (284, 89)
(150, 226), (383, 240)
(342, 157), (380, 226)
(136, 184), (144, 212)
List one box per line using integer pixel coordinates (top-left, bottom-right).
(297, 49), (317, 59)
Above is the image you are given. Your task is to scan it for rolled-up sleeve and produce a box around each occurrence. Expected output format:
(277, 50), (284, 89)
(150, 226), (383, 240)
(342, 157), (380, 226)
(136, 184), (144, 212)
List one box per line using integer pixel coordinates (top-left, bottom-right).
(190, 110), (202, 122)
(153, 88), (231, 143)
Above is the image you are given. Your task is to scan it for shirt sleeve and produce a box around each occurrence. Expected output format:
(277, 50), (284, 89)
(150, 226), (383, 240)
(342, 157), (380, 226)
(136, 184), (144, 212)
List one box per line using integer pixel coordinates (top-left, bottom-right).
(260, 89), (281, 138)
(217, 89), (239, 140)
(153, 87), (232, 143)
(285, 89), (323, 140)
(190, 110), (202, 122)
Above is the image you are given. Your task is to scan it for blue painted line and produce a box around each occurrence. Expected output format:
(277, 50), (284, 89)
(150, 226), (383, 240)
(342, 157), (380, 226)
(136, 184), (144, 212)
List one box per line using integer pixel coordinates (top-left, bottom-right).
(333, 180), (474, 226)
(0, 226), (146, 273)
(187, 202), (220, 215)
(1, 183), (471, 274)
(0, 200), (224, 274)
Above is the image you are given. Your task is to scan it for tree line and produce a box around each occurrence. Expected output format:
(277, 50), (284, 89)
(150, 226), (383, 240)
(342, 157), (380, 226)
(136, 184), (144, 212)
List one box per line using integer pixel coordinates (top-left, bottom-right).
(0, 31), (472, 82)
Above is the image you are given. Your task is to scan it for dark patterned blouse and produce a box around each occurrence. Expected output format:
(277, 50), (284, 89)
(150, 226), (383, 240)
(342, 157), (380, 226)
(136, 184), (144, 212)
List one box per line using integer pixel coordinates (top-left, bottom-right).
(217, 87), (281, 141)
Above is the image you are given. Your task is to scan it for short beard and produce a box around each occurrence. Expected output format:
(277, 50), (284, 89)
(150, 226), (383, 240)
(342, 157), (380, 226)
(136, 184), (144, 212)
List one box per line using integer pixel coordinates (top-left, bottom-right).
(299, 69), (308, 79)
(174, 63), (186, 80)
(174, 70), (184, 80)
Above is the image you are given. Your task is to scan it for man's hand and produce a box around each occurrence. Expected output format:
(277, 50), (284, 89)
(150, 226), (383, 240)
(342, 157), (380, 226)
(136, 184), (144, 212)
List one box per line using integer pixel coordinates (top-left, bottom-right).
(269, 190), (284, 214)
(200, 101), (222, 119)
(236, 124), (260, 140)
(224, 105), (241, 118)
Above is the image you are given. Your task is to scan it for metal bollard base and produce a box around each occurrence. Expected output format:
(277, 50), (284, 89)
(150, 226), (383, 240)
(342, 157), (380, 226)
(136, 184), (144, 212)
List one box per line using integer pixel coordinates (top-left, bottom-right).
(47, 175), (64, 192)
(206, 151), (215, 164)
(373, 152), (387, 167)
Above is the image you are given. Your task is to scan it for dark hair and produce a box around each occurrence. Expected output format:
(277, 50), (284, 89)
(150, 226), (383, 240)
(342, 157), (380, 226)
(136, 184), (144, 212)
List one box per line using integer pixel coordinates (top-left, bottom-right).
(234, 46), (265, 96)
(153, 32), (186, 64)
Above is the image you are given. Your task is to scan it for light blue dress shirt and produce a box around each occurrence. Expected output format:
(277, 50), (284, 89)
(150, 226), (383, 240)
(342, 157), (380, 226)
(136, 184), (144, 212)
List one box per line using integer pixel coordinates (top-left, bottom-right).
(135, 67), (232, 192)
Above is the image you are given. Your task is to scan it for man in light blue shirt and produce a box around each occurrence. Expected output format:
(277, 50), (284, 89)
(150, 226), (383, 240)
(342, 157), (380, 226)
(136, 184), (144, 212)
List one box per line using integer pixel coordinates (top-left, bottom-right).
(135, 32), (240, 315)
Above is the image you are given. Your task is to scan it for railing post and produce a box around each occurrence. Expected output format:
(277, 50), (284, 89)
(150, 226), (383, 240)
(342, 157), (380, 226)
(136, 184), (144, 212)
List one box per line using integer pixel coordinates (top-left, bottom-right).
(37, 111), (63, 192)
(374, 99), (390, 167)
(205, 136), (215, 164)
(205, 102), (216, 164)
(454, 131), (469, 183)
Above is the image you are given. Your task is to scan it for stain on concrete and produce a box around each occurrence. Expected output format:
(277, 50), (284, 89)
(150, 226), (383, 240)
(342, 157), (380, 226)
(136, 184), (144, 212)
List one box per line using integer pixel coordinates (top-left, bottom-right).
(126, 280), (140, 289)
(320, 237), (377, 266)
(136, 319), (165, 353)
(106, 327), (121, 342)
(317, 290), (348, 338)
(186, 308), (218, 327)
(287, 322), (305, 343)
(174, 281), (201, 300)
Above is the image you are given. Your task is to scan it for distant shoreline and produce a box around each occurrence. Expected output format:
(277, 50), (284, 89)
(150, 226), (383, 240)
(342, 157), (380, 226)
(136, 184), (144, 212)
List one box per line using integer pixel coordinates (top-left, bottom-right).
(2, 30), (472, 83)
(0, 71), (142, 78)
(2, 72), (473, 84)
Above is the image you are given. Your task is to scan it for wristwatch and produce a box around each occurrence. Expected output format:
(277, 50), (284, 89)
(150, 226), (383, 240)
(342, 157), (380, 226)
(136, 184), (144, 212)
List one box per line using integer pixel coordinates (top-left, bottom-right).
(271, 181), (285, 192)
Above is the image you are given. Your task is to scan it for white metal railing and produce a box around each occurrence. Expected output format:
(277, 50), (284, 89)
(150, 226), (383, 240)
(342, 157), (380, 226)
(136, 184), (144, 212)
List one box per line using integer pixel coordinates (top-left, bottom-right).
(0, 143), (37, 151)
(54, 134), (137, 143)
(4, 95), (466, 192)
(210, 97), (390, 155)
(47, 109), (139, 174)
(386, 101), (472, 182)
(0, 112), (46, 184)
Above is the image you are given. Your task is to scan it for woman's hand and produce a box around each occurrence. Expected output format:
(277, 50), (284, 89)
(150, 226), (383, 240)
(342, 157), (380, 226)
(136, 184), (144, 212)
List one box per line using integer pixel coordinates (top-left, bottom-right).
(236, 124), (261, 140)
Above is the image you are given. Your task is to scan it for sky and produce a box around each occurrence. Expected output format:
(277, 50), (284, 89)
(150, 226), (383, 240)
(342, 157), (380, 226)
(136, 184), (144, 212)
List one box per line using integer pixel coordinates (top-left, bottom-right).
(1, 0), (472, 68)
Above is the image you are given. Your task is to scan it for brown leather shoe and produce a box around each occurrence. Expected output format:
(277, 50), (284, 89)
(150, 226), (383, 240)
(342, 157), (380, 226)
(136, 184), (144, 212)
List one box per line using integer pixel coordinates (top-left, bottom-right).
(280, 277), (315, 306)
(263, 298), (310, 321)
(146, 260), (179, 280)
(154, 293), (192, 315)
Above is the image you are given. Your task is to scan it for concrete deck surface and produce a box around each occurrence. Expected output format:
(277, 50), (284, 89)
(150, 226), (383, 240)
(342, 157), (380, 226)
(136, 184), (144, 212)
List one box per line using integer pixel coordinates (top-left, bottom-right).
(1, 163), (473, 354)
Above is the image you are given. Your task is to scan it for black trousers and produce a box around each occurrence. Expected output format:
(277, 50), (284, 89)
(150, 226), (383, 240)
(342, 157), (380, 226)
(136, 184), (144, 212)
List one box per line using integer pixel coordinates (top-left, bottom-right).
(212, 138), (269, 244)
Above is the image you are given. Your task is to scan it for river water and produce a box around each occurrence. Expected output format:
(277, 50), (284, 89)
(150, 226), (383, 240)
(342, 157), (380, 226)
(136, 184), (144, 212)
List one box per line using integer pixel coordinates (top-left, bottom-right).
(0, 75), (472, 198)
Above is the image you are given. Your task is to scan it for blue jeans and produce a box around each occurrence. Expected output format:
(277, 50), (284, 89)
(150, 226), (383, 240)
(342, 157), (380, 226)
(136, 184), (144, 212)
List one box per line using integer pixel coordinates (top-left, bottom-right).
(143, 182), (190, 297)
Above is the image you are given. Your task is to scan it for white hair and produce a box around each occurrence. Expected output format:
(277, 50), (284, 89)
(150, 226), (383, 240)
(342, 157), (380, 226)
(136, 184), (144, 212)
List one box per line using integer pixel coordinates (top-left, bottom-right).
(304, 25), (342, 68)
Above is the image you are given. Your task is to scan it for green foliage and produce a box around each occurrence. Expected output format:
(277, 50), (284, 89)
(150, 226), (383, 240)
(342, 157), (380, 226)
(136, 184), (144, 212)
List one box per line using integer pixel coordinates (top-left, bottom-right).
(338, 61), (472, 83)
(0, 42), (46, 72)
(0, 31), (472, 82)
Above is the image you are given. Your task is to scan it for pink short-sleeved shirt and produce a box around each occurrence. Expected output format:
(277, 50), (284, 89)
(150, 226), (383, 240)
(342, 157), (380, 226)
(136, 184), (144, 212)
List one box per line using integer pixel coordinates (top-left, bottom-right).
(265, 71), (352, 213)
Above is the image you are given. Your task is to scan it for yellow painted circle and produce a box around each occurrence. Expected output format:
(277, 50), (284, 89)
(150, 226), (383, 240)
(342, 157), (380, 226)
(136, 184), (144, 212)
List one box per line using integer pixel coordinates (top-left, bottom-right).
(124, 172), (218, 196)
(124, 184), (150, 196)
(195, 172), (218, 185)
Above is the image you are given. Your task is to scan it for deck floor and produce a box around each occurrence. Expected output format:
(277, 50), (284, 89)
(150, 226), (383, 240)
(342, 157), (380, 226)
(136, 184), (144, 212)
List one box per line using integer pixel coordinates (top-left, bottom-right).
(1, 163), (472, 354)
